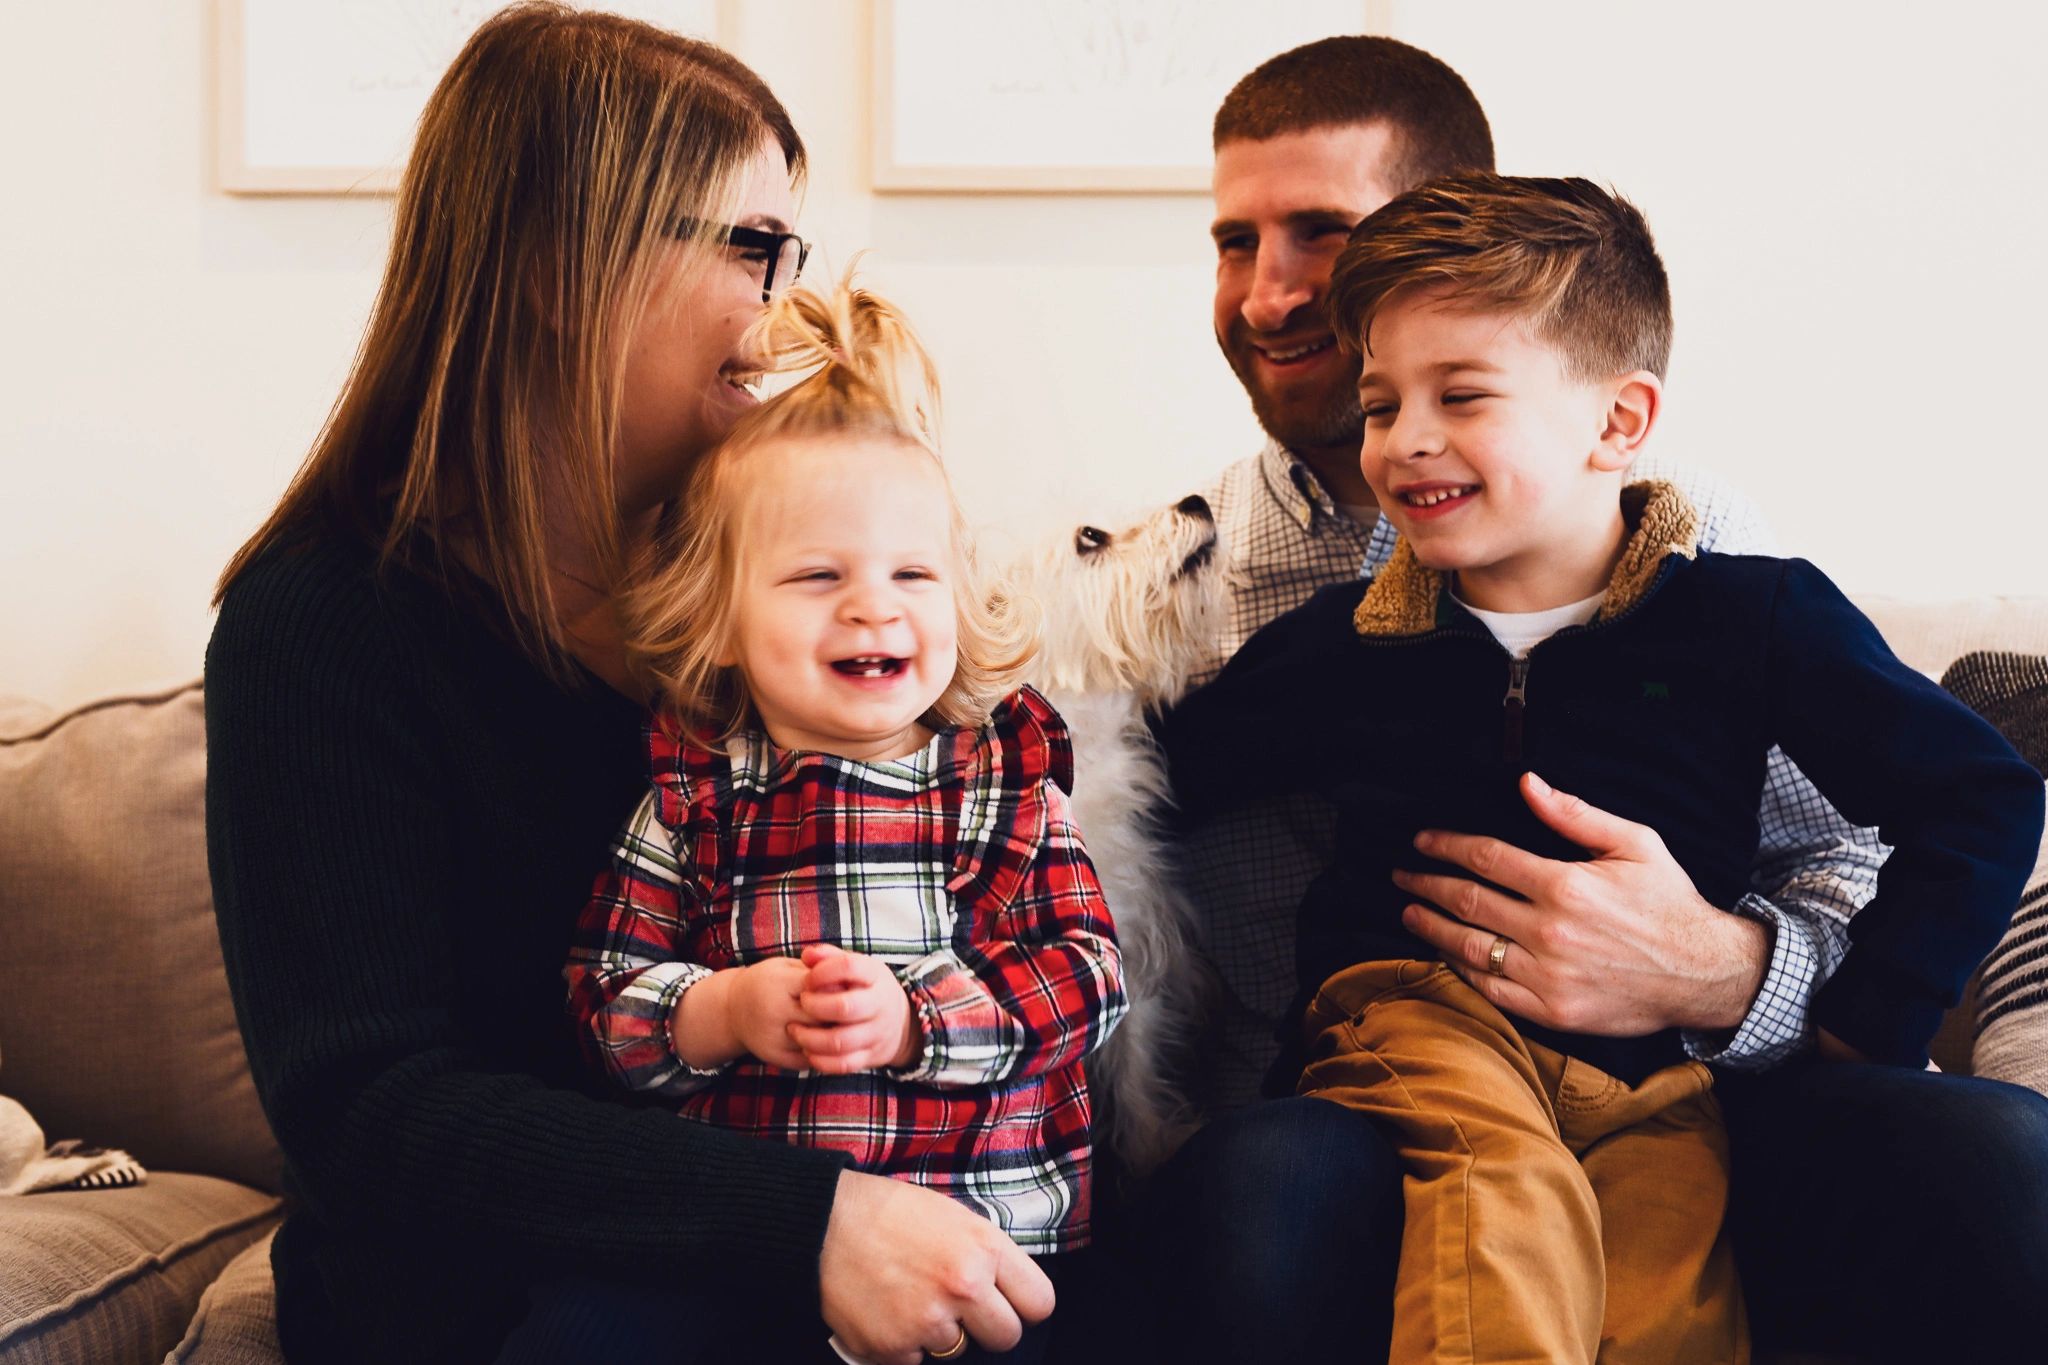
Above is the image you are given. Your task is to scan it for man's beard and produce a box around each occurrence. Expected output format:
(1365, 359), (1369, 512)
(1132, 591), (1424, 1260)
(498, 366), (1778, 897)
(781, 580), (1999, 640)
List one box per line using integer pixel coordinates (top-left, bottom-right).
(1217, 327), (1365, 456)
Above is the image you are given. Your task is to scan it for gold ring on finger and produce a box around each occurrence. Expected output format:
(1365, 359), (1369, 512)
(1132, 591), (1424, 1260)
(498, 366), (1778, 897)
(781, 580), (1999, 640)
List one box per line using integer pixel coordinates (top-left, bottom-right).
(1487, 934), (1512, 976)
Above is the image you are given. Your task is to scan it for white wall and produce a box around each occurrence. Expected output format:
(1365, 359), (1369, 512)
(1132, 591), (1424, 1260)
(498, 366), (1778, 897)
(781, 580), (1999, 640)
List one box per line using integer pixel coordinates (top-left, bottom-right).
(4, 1), (2044, 707)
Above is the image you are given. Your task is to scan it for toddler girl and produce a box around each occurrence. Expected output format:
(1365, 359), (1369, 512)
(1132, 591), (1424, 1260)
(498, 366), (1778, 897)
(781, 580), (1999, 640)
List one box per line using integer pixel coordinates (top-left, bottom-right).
(565, 278), (1126, 1363)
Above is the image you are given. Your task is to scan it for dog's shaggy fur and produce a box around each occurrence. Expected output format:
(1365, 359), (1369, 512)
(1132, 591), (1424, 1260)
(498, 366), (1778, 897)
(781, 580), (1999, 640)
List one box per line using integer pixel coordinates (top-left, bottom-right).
(1008, 494), (1226, 1178)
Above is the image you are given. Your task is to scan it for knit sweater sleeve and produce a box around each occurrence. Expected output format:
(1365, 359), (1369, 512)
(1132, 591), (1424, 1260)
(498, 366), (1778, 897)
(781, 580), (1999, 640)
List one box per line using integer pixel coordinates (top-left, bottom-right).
(1765, 558), (2045, 1066)
(204, 545), (848, 1301)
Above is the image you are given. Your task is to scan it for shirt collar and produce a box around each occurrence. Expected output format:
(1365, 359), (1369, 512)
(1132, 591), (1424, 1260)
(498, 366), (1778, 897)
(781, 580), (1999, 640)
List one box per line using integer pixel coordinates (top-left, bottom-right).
(1362, 506), (1400, 577)
(1257, 439), (1340, 532)
(724, 726), (948, 794)
(714, 686), (1068, 799)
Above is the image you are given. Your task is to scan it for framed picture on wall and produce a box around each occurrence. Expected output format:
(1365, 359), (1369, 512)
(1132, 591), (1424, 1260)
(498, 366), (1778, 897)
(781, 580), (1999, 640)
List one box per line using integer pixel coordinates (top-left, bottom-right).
(872, 0), (1392, 193)
(214, 0), (729, 195)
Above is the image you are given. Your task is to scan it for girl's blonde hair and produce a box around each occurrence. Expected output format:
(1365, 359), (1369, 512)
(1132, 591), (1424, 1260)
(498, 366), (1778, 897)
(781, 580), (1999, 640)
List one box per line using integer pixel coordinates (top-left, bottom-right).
(215, 3), (803, 683)
(626, 271), (1039, 744)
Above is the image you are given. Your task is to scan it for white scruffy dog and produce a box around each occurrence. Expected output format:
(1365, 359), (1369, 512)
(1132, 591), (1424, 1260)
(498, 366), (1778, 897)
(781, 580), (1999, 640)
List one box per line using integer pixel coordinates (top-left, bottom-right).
(1008, 493), (1226, 1179)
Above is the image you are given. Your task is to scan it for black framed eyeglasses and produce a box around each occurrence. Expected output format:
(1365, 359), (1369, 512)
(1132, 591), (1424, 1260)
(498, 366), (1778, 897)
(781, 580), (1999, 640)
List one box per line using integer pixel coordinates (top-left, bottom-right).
(675, 217), (810, 304)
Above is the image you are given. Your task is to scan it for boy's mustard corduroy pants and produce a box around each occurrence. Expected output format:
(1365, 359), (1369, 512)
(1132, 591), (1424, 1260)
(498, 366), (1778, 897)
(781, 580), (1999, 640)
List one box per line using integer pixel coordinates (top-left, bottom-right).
(1299, 960), (1748, 1365)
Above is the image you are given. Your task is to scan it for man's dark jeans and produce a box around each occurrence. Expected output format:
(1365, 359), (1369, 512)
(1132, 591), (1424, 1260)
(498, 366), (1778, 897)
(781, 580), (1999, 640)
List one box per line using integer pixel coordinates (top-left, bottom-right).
(1126, 1068), (2048, 1363)
(1720, 1061), (2048, 1361)
(1117, 1097), (1403, 1360)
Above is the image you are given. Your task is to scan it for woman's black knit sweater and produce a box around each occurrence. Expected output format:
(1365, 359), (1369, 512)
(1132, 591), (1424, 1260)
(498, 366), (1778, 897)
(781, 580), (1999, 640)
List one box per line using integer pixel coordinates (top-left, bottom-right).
(205, 533), (849, 1363)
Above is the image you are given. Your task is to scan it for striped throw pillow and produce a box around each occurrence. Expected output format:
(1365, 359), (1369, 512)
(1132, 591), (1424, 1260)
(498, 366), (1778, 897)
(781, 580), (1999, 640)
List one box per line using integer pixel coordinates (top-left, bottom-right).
(1941, 651), (2048, 1095)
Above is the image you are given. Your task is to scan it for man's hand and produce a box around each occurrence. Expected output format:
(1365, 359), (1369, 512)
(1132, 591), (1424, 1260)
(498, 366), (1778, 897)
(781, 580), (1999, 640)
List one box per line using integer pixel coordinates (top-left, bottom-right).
(820, 1169), (1055, 1365)
(790, 945), (921, 1073)
(1396, 771), (1770, 1037)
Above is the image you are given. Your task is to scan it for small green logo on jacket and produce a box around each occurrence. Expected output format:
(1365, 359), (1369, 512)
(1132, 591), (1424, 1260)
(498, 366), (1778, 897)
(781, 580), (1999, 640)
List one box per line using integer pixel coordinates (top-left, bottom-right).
(1641, 681), (1671, 701)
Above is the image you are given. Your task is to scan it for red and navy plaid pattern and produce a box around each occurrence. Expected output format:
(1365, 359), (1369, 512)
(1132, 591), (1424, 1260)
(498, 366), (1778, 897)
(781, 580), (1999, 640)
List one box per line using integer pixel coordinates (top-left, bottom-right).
(565, 686), (1125, 1251)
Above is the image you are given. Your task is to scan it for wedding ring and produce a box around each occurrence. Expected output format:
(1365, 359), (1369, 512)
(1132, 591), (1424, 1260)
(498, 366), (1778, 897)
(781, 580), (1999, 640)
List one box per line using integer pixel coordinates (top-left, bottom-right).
(1487, 934), (1512, 976)
(930, 1324), (969, 1360)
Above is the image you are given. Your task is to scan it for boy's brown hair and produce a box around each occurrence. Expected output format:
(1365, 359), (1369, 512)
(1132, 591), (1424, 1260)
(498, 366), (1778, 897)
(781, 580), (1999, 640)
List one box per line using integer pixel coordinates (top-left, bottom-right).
(1213, 36), (1494, 194)
(1327, 173), (1673, 382)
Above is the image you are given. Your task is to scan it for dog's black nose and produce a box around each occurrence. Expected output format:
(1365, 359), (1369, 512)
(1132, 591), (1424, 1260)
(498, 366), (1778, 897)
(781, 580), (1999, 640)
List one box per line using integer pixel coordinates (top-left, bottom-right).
(1175, 494), (1213, 523)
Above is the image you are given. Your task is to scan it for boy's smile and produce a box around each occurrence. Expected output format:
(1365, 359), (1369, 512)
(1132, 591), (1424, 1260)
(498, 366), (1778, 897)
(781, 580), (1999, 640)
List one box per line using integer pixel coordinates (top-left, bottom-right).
(720, 434), (959, 761)
(1387, 480), (1481, 518)
(1356, 287), (1654, 614)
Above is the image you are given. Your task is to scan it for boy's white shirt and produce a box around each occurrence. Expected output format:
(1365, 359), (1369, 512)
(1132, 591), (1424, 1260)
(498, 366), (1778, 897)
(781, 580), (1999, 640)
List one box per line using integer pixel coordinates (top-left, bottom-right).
(1455, 588), (1607, 658)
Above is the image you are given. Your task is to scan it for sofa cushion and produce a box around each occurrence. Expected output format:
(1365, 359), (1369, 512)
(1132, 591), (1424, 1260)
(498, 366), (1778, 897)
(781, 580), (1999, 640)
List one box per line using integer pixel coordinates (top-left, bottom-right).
(0, 683), (281, 1193)
(0, 1172), (279, 1365)
(166, 1227), (283, 1364)
(1859, 595), (2048, 678)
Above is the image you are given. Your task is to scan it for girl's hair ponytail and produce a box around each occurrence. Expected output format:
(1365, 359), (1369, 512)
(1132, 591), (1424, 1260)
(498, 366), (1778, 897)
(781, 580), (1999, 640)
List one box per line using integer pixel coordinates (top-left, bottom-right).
(624, 266), (1038, 745)
(742, 266), (943, 455)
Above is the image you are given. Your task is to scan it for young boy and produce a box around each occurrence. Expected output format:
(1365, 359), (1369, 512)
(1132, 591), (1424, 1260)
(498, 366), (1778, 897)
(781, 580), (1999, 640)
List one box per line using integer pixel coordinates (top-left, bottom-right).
(1162, 174), (2044, 1363)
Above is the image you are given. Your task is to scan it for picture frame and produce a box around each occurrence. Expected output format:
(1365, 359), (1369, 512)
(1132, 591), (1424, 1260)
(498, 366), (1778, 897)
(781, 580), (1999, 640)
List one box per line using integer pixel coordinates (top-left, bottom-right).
(872, 0), (1393, 194)
(214, 0), (732, 196)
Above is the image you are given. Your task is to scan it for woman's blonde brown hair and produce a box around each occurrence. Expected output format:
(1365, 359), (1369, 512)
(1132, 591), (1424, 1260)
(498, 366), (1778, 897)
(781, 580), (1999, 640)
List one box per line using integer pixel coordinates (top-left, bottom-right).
(214, 2), (803, 680)
(626, 271), (1039, 745)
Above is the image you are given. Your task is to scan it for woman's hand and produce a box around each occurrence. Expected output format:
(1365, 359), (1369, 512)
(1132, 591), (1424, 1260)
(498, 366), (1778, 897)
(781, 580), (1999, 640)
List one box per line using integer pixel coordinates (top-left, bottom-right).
(791, 945), (921, 1073)
(820, 1169), (1055, 1365)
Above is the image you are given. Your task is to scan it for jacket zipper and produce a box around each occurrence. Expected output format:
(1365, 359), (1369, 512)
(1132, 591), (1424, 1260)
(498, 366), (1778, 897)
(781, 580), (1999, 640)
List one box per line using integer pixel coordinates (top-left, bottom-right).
(1356, 555), (1680, 770)
(1503, 655), (1530, 767)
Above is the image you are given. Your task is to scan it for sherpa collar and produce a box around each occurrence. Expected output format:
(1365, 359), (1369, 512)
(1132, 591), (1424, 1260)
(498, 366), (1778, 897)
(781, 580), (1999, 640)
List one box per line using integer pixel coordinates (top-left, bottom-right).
(1351, 480), (1702, 638)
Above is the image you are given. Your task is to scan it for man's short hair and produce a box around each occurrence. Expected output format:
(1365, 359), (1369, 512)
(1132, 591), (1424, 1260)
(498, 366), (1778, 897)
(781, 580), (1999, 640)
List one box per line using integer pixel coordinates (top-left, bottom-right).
(1327, 173), (1673, 381)
(1213, 36), (1495, 192)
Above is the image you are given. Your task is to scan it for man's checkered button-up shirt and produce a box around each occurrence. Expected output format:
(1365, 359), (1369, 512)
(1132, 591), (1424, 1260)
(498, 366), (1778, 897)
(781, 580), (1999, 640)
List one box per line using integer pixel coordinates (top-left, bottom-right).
(1183, 441), (1880, 1110)
(565, 686), (1127, 1252)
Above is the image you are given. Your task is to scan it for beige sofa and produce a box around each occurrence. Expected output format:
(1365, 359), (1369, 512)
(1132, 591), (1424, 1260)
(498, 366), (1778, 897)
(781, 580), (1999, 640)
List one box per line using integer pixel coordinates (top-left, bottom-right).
(2, 595), (2043, 1364)
(0, 683), (282, 1364)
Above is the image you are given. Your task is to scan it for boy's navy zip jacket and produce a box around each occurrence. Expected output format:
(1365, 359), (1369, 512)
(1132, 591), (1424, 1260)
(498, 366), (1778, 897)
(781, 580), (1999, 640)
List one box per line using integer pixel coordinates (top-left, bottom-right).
(1163, 482), (2043, 1085)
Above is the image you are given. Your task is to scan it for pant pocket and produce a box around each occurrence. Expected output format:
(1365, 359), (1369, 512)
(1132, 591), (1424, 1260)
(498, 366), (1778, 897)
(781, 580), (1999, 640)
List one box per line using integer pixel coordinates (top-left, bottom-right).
(1306, 957), (1450, 1026)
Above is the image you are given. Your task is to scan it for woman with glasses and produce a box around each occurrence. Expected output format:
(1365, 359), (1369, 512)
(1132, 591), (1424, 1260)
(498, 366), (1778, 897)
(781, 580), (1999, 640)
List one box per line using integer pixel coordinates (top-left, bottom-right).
(204, 7), (1053, 1361)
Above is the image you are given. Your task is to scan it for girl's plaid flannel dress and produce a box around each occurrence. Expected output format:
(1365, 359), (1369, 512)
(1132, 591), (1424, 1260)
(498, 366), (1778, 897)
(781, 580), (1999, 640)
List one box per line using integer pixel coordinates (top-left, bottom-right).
(565, 686), (1126, 1251)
